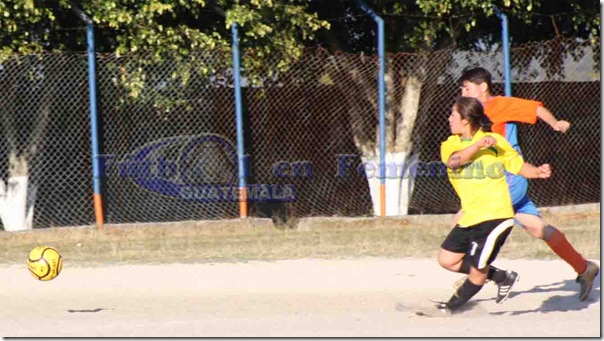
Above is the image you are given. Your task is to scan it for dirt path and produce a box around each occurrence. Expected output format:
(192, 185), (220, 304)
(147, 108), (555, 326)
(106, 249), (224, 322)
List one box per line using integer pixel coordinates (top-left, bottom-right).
(0, 258), (600, 337)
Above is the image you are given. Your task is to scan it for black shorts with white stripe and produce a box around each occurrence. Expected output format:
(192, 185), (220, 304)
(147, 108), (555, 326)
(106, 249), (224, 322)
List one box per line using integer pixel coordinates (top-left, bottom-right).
(440, 218), (515, 270)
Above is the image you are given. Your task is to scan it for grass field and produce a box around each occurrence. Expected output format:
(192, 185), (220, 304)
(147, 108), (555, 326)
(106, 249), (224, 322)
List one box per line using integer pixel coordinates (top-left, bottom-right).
(1, 205), (599, 265)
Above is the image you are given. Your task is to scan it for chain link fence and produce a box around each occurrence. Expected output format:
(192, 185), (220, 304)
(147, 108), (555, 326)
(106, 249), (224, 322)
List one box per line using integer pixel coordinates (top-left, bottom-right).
(244, 48), (376, 223)
(409, 37), (600, 213)
(0, 37), (598, 228)
(0, 53), (94, 229)
(96, 50), (240, 224)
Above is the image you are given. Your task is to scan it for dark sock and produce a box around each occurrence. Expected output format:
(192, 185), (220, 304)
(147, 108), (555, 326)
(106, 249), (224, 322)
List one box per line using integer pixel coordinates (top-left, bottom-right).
(446, 279), (483, 310)
(459, 256), (472, 274)
(488, 266), (508, 283)
(459, 256), (507, 284)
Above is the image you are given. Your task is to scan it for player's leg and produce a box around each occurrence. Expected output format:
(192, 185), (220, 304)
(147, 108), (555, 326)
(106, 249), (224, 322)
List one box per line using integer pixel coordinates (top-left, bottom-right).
(437, 248), (465, 272)
(438, 225), (470, 271)
(515, 212), (586, 273)
(438, 219), (514, 312)
(439, 225), (506, 277)
(514, 193), (587, 272)
(443, 224), (513, 290)
(452, 256), (513, 293)
(514, 196), (599, 301)
(436, 266), (488, 313)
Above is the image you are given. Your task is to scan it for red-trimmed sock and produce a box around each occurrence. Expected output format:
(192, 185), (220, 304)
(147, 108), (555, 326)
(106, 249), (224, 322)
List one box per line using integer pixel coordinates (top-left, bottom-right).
(546, 227), (587, 274)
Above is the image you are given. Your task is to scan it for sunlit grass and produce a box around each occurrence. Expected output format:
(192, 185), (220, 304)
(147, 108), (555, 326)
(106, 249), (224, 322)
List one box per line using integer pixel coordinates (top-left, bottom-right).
(0, 209), (599, 266)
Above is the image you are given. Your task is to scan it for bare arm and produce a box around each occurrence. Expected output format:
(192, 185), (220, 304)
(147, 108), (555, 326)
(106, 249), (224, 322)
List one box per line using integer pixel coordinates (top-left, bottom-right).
(536, 106), (571, 133)
(447, 136), (496, 169)
(518, 163), (552, 179)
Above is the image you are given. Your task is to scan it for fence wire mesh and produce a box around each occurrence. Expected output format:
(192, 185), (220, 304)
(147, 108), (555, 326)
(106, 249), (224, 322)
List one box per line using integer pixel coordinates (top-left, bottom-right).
(0, 53), (94, 229)
(243, 48), (377, 222)
(0, 37), (598, 228)
(96, 50), (239, 224)
(409, 37), (600, 213)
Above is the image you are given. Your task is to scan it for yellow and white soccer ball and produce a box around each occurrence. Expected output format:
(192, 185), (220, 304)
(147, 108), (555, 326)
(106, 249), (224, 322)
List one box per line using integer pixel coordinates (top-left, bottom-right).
(27, 246), (63, 281)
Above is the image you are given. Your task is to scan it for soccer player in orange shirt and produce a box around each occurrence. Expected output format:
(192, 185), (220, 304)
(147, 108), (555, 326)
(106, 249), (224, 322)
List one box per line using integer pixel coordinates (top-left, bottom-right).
(456, 67), (598, 302)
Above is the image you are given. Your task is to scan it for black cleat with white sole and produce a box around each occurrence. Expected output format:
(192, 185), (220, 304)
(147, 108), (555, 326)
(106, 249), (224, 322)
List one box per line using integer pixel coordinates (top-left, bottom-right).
(496, 270), (519, 304)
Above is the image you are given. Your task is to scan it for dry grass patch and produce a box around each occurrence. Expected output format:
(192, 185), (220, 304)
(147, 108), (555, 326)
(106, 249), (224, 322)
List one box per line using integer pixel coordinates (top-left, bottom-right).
(0, 209), (599, 266)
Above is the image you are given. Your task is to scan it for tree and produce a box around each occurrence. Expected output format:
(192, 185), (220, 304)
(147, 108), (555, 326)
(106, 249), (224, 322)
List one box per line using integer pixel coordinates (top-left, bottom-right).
(0, 0), (598, 227)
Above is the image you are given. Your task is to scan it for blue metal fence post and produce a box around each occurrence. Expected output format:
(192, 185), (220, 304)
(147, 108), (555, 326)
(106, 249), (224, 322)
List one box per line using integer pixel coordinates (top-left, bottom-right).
(494, 6), (512, 96)
(86, 22), (104, 228)
(73, 5), (104, 228)
(231, 23), (247, 218)
(355, 0), (387, 217)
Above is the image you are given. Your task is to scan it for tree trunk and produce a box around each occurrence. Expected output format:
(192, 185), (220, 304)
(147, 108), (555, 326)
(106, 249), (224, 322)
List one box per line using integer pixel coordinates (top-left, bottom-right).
(395, 76), (422, 215)
(330, 49), (452, 216)
(0, 154), (35, 231)
(0, 56), (54, 231)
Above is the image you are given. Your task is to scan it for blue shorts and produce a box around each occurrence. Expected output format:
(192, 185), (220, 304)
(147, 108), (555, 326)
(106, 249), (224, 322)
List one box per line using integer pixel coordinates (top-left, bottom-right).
(512, 193), (541, 227)
(508, 173), (540, 227)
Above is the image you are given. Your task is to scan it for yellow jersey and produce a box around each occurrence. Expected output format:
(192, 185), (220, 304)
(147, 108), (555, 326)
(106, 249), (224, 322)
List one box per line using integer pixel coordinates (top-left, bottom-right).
(440, 130), (525, 227)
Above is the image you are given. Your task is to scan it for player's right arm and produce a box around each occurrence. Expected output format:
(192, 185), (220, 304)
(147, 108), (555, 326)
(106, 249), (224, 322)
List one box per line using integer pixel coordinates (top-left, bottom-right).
(536, 106), (571, 133)
(488, 96), (570, 133)
(442, 136), (496, 169)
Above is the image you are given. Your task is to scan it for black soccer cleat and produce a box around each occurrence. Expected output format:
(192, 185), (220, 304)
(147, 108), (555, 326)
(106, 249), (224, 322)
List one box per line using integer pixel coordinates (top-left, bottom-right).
(576, 261), (599, 302)
(496, 270), (519, 304)
(433, 302), (453, 316)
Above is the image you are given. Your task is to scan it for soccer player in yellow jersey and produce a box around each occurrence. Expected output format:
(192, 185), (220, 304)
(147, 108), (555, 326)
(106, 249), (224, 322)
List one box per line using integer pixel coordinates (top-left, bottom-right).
(435, 97), (551, 314)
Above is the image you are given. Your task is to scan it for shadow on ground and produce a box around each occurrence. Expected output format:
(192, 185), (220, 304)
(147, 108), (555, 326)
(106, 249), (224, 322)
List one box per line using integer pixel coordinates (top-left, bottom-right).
(487, 278), (601, 316)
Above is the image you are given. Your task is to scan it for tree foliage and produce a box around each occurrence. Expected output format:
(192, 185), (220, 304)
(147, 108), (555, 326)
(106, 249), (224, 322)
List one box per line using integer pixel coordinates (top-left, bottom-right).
(0, 0), (329, 73)
(0, 0), (598, 57)
(311, 0), (599, 54)
(0, 0), (598, 100)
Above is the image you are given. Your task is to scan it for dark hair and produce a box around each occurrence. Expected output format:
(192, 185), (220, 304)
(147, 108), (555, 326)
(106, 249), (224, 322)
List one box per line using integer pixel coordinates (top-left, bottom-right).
(458, 67), (493, 94)
(454, 96), (492, 132)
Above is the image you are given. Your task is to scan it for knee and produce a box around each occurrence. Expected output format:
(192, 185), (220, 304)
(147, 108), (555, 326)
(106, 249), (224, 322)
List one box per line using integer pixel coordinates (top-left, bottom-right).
(523, 221), (548, 239)
(437, 253), (457, 271)
(542, 225), (558, 241)
(527, 224), (558, 241)
(437, 256), (448, 269)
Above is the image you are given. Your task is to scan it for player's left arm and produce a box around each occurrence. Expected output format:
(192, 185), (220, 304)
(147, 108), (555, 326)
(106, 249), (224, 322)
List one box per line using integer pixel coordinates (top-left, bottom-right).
(518, 163), (552, 179)
(536, 106), (571, 133)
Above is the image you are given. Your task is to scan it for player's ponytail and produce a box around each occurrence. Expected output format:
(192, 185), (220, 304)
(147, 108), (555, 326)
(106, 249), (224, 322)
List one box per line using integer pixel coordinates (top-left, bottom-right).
(454, 96), (492, 133)
(479, 116), (493, 132)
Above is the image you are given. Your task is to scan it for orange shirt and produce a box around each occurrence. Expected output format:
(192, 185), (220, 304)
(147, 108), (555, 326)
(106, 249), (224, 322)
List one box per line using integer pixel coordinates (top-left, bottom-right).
(482, 96), (543, 199)
(484, 96), (542, 136)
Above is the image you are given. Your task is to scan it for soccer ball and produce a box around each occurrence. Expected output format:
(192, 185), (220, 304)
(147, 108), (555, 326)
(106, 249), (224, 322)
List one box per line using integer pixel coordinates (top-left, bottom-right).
(27, 246), (63, 281)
